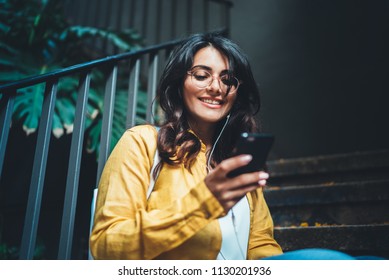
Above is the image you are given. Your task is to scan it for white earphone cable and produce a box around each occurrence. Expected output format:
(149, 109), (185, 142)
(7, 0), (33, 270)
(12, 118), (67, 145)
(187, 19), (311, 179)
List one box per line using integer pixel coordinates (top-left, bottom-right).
(207, 113), (231, 170)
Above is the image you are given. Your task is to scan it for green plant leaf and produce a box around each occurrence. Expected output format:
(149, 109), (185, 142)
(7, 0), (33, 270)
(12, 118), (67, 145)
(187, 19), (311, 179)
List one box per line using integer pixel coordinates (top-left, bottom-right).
(13, 84), (45, 135)
(0, 70), (27, 82)
(55, 98), (74, 129)
(52, 109), (64, 138)
(1, 0), (146, 162)
(61, 26), (142, 52)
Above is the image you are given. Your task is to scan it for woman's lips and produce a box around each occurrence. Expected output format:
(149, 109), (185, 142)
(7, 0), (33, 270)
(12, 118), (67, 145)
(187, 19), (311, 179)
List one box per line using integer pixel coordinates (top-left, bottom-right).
(199, 98), (223, 106)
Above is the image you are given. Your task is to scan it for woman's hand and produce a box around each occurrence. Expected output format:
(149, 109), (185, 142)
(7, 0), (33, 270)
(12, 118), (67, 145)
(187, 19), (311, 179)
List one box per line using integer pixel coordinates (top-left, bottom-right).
(204, 154), (269, 212)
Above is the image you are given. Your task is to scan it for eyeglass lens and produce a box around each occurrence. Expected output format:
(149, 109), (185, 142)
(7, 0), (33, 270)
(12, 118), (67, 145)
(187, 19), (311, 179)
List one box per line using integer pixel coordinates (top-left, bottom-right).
(190, 70), (239, 93)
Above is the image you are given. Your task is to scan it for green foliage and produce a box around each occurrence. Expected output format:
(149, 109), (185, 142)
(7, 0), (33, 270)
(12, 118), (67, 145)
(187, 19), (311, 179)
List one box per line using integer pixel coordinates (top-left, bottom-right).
(0, 0), (147, 154)
(0, 240), (46, 260)
(0, 235), (46, 259)
(0, 240), (19, 259)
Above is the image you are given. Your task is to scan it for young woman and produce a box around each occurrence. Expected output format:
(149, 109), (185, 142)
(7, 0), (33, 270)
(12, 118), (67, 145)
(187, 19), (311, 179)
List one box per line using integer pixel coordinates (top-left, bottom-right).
(89, 32), (283, 260)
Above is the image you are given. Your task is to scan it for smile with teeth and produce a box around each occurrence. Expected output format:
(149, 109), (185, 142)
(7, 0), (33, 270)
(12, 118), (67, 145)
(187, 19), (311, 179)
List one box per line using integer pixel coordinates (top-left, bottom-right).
(200, 98), (223, 105)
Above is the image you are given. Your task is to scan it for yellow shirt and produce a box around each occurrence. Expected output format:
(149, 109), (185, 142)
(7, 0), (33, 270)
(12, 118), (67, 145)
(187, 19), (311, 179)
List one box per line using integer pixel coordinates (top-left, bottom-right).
(90, 125), (282, 259)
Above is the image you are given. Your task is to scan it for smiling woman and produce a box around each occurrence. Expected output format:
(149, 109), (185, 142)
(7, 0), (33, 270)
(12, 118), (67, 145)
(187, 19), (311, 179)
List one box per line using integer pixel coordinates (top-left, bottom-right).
(182, 47), (238, 144)
(89, 32), (282, 260)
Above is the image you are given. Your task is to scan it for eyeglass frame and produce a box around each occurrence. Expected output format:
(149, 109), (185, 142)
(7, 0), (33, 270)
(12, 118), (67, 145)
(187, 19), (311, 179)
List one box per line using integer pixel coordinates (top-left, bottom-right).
(186, 68), (241, 95)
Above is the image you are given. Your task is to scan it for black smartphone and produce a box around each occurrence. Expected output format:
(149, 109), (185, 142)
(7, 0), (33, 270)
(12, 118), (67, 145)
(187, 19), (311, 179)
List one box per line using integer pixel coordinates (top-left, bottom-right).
(227, 132), (274, 178)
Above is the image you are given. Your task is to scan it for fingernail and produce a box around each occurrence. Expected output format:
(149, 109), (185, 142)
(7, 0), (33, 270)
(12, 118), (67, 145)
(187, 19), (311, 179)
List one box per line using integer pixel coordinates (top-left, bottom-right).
(259, 172), (269, 179)
(241, 154), (252, 162)
(258, 179), (267, 185)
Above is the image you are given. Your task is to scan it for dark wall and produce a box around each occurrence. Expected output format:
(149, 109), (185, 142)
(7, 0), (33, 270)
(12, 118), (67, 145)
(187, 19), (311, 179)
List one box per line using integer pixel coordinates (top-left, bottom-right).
(230, 0), (389, 159)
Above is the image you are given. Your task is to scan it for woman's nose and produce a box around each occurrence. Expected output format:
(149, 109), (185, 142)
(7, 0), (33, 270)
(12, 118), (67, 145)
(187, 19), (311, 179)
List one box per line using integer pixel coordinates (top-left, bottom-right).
(207, 77), (222, 94)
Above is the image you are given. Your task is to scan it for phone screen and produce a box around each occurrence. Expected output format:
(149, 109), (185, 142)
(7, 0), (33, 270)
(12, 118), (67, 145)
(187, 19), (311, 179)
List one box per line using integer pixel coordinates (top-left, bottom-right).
(227, 133), (274, 178)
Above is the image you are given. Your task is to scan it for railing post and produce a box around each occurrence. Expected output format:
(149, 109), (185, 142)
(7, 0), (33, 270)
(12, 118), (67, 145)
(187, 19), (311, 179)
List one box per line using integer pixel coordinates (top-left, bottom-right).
(88, 65), (118, 260)
(96, 65), (118, 184)
(0, 92), (15, 179)
(19, 81), (58, 259)
(146, 52), (159, 124)
(127, 58), (141, 128)
(58, 73), (91, 259)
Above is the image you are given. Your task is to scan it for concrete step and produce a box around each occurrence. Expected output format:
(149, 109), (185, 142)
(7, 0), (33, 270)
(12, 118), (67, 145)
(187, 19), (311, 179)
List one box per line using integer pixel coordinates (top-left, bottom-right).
(265, 150), (389, 259)
(265, 179), (389, 226)
(267, 149), (389, 186)
(274, 224), (389, 259)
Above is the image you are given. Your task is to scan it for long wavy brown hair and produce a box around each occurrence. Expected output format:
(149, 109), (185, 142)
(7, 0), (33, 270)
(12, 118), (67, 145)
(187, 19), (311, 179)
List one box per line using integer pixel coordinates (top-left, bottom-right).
(155, 32), (261, 173)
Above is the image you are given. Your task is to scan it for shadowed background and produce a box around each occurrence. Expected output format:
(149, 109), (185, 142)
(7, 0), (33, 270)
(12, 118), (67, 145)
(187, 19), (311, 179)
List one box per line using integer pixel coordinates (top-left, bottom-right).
(230, 0), (389, 159)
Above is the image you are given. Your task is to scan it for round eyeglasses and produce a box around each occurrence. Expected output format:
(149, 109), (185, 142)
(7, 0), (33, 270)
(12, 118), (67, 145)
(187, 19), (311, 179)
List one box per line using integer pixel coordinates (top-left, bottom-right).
(187, 69), (240, 95)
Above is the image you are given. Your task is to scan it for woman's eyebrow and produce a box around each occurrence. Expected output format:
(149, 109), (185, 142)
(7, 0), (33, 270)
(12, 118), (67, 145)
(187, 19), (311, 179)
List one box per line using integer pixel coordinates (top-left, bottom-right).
(191, 65), (229, 74)
(191, 65), (212, 71)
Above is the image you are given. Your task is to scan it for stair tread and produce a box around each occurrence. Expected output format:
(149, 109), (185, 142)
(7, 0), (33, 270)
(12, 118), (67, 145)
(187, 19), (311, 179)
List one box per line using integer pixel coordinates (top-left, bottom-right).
(268, 149), (389, 174)
(274, 224), (389, 254)
(265, 179), (389, 206)
(267, 149), (389, 180)
(265, 150), (389, 258)
(275, 223), (389, 230)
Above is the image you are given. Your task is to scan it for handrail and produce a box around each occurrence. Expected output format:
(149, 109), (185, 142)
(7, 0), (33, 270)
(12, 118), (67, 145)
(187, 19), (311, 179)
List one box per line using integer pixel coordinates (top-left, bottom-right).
(0, 36), (183, 260)
(0, 28), (232, 93)
(0, 39), (182, 93)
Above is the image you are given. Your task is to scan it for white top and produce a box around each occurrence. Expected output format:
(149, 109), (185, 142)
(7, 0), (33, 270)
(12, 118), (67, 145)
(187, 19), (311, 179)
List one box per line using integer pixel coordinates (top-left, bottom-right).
(217, 196), (250, 260)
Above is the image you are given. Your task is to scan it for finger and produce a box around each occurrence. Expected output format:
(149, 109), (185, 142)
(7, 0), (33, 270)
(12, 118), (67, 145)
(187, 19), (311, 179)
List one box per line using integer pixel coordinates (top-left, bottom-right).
(258, 179), (267, 186)
(216, 154), (252, 176)
(258, 172), (269, 186)
(259, 171), (269, 180)
(233, 184), (260, 199)
(227, 170), (265, 191)
(220, 182), (259, 202)
(221, 184), (260, 211)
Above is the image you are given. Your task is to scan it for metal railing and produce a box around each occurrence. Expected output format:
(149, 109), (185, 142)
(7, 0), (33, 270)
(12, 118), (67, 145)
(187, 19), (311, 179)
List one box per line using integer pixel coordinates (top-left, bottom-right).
(0, 38), (182, 260)
(1, 0), (232, 261)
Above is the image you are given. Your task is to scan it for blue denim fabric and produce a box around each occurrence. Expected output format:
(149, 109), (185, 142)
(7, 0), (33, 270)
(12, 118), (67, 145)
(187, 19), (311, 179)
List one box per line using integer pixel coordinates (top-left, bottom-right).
(263, 248), (361, 260)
